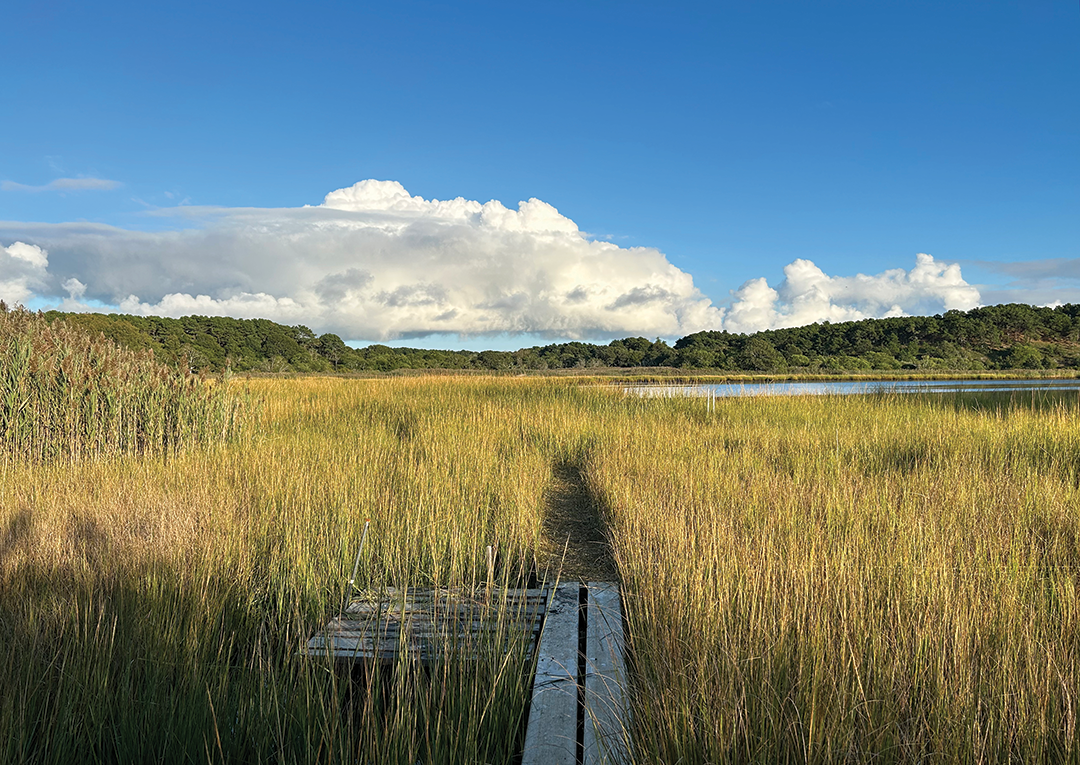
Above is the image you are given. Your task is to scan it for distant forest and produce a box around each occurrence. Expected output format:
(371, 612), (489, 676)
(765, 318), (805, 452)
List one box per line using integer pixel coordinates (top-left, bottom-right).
(37, 303), (1080, 373)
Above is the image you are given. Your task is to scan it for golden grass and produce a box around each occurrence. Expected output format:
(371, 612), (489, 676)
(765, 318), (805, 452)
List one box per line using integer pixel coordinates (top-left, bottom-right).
(0, 378), (571, 763)
(1, 307), (249, 461)
(590, 391), (1080, 763)
(3, 376), (1079, 763)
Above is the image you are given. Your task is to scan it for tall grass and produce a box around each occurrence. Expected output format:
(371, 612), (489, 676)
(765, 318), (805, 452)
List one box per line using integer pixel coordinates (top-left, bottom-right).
(589, 390), (1080, 763)
(1, 306), (249, 461)
(0, 377), (576, 764)
(4, 374), (1079, 763)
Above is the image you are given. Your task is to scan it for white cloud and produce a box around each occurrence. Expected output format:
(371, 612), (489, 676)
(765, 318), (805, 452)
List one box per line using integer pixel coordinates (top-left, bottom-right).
(0, 180), (722, 340)
(315, 179), (580, 235)
(0, 181), (985, 341)
(724, 253), (981, 334)
(118, 291), (310, 322)
(2, 177), (122, 192)
(0, 242), (50, 305)
(62, 277), (86, 299)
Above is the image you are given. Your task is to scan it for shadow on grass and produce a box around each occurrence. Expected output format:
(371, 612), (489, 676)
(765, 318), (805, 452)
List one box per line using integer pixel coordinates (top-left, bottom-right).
(539, 459), (618, 583)
(0, 546), (534, 764)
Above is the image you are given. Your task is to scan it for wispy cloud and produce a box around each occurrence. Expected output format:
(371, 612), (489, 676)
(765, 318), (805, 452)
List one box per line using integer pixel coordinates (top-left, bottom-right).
(970, 257), (1080, 284)
(964, 257), (1080, 308)
(2, 177), (122, 192)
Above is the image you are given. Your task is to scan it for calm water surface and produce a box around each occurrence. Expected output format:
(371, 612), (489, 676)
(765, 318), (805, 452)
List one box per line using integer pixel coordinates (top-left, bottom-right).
(628, 379), (1080, 398)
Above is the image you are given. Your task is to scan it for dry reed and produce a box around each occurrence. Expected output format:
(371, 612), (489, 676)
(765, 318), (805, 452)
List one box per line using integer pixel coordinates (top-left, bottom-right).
(1, 306), (250, 462)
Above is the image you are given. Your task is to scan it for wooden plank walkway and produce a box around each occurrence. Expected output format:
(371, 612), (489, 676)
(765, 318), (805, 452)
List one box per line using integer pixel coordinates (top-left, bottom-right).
(583, 583), (630, 765)
(521, 582), (581, 765)
(303, 587), (548, 663)
(303, 582), (630, 764)
(522, 582), (630, 765)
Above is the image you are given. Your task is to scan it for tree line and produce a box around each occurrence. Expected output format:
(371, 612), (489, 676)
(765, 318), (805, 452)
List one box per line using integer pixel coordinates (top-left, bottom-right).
(39, 302), (1080, 373)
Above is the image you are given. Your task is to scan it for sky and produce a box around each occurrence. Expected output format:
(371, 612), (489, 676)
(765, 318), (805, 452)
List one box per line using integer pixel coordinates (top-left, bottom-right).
(1, 0), (1077, 351)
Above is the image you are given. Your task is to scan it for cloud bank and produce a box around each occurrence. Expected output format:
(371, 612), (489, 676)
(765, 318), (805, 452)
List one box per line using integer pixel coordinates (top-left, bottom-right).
(1, 180), (981, 340)
(966, 257), (1080, 308)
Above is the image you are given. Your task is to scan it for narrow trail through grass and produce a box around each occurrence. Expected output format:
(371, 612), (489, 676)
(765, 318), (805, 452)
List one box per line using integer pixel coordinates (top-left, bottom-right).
(539, 461), (618, 582)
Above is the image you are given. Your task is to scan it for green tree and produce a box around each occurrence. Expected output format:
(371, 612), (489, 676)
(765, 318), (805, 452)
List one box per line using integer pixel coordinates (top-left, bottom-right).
(477, 350), (514, 370)
(1005, 344), (1044, 369)
(736, 337), (785, 371)
(317, 333), (348, 368)
(643, 339), (676, 367)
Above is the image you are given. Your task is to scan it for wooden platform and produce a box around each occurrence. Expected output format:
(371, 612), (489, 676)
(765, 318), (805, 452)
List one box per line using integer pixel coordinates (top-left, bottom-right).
(303, 587), (549, 664)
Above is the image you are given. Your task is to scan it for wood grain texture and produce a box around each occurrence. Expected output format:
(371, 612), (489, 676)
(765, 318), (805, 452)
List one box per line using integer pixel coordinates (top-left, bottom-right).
(521, 582), (581, 765)
(584, 582), (630, 765)
(304, 587), (547, 663)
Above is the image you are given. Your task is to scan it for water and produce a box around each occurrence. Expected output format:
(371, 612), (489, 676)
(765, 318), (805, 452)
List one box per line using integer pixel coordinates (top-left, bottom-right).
(627, 378), (1080, 398)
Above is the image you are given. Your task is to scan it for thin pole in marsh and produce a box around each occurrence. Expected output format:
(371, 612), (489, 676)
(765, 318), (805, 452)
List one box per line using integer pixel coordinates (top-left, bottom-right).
(348, 518), (371, 594)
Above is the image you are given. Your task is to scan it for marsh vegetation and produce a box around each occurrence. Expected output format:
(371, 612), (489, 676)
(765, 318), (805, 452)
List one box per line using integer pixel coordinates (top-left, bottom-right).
(3, 320), (1079, 763)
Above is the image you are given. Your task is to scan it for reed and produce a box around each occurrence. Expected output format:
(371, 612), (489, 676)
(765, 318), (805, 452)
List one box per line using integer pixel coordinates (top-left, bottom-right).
(1, 306), (251, 462)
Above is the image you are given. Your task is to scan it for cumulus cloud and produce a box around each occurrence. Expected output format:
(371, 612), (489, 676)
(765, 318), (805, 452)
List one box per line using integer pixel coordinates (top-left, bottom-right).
(0, 242), (50, 305)
(0, 180), (722, 340)
(0, 180), (984, 341)
(724, 254), (981, 334)
(1, 177), (122, 192)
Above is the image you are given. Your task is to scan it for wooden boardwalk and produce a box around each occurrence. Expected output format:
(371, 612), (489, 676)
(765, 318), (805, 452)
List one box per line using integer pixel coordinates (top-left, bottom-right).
(583, 583), (631, 765)
(522, 582), (630, 765)
(303, 587), (548, 663)
(303, 582), (630, 764)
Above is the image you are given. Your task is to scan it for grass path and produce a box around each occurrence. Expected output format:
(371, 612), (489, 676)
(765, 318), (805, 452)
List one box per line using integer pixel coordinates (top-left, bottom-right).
(538, 461), (618, 583)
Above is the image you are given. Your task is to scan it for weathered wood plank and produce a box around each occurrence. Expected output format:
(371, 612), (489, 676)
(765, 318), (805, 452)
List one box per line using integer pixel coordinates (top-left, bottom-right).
(344, 587), (549, 613)
(308, 629), (542, 651)
(316, 619), (544, 640)
(521, 582), (580, 765)
(583, 582), (630, 765)
(303, 587), (548, 665)
(305, 636), (541, 664)
(327, 614), (546, 629)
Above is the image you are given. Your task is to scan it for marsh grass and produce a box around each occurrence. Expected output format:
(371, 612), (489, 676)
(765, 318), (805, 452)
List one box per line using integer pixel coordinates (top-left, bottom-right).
(0, 377), (579, 764)
(589, 390), (1080, 763)
(4, 373), (1079, 763)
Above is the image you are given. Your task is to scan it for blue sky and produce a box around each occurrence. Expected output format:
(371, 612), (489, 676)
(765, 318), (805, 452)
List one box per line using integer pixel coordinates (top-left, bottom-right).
(1, 1), (1077, 350)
